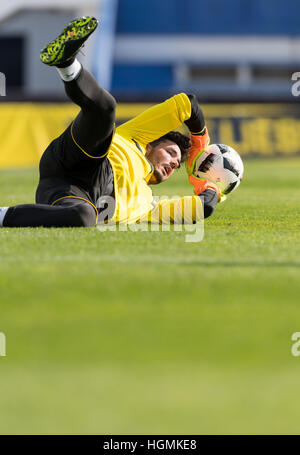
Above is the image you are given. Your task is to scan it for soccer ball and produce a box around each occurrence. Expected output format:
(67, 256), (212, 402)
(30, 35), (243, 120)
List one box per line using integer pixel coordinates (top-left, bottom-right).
(193, 144), (244, 195)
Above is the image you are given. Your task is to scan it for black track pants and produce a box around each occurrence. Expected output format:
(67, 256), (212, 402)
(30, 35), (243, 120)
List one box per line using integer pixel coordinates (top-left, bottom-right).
(3, 198), (97, 228)
(3, 68), (116, 228)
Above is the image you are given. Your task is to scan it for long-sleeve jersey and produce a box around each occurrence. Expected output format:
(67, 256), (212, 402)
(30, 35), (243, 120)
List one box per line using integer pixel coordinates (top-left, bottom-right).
(104, 93), (214, 225)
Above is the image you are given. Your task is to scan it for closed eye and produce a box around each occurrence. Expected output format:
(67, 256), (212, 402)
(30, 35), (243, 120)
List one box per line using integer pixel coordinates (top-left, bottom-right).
(168, 150), (181, 169)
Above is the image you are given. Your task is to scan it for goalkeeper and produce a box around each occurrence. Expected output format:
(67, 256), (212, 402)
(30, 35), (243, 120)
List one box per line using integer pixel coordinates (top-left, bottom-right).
(0, 16), (220, 228)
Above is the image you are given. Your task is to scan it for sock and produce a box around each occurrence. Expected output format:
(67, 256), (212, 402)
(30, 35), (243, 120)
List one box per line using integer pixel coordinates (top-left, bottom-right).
(0, 207), (9, 227)
(56, 58), (82, 82)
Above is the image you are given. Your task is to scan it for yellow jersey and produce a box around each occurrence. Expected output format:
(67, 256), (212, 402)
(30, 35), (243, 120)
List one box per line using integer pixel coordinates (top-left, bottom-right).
(106, 92), (203, 225)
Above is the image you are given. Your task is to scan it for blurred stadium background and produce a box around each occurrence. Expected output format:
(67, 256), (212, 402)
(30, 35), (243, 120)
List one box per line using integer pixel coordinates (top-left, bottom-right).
(0, 0), (300, 167)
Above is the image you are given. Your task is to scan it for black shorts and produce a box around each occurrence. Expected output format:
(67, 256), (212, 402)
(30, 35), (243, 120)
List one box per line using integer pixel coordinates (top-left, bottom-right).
(35, 122), (115, 221)
(3, 68), (117, 228)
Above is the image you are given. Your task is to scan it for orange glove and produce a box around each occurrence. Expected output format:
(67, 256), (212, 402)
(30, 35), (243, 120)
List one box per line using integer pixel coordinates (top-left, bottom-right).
(186, 128), (210, 175)
(186, 128), (224, 202)
(188, 174), (221, 199)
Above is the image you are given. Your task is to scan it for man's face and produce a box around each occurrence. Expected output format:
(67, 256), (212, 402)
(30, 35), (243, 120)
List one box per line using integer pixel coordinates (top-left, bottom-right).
(145, 140), (181, 184)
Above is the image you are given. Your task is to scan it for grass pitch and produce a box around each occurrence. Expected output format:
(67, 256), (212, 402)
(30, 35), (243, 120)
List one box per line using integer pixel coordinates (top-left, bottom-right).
(0, 158), (300, 434)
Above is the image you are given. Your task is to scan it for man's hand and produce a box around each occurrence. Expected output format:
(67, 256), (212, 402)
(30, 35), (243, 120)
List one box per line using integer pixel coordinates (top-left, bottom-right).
(186, 128), (210, 176)
(188, 175), (227, 203)
(186, 129), (227, 203)
(188, 174), (220, 198)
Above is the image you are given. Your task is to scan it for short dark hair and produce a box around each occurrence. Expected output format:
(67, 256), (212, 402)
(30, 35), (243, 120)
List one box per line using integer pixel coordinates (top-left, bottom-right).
(149, 131), (191, 163)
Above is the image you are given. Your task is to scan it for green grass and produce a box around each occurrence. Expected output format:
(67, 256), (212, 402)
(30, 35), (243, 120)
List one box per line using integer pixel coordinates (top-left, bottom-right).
(1, 158), (300, 434)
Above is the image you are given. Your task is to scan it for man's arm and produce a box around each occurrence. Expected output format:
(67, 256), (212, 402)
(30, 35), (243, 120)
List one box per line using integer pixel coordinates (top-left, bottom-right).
(184, 94), (206, 134)
(184, 95), (220, 216)
(139, 192), (217, 225)
(116, 93), (192, 146)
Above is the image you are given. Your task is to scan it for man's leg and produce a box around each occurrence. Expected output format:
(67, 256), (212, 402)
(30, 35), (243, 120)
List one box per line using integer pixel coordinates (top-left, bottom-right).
(0, 198), (96, 228)
(41, 16), (116, 167)
(61, 67), (116, 167)
(0, 17), (114, 228)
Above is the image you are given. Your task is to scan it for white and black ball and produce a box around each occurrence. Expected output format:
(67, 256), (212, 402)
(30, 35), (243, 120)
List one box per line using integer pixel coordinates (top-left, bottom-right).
(193, 144), (244, 195)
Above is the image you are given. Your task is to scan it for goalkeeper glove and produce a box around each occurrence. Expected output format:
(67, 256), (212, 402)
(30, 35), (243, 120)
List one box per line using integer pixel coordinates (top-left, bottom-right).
(186, 128), (210, 176)
(188, 174), (221, 199)
(186, 128), (226, 202)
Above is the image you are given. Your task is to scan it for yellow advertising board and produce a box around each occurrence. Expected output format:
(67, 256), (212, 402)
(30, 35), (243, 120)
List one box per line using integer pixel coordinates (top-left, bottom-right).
(0, 102), (299, 168)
